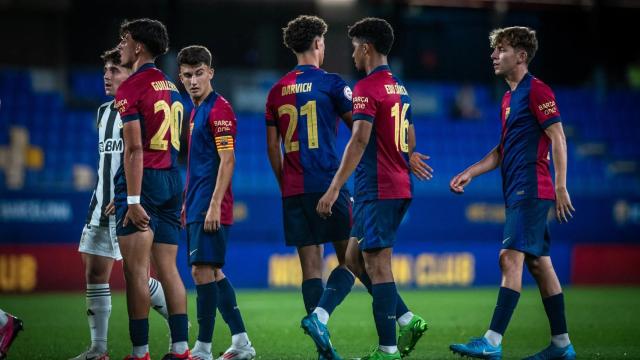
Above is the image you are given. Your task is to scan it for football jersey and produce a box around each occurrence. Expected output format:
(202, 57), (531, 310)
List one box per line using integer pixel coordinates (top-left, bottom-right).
(499, 73), (560, 207)
(265, 64), (352, 197)
(184, 92), (236, 225)
(115, 63), (183, 170)
(352, 65), (413, 201)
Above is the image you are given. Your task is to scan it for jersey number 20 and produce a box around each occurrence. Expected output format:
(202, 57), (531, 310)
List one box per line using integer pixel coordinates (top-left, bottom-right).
(150, 100), (184, 151)
(278, 100), (318, 153)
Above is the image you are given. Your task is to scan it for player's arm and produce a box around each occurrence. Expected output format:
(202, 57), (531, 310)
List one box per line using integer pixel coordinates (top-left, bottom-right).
(545, 122), (575, 222)
(341, 111), (353, 131)
(450, 145), (502, 194)
(122, 120), (149, 230)
(266, 125), (283, 188)
(317, 119), (372, 218)
(205, 148), (235, 232)
(408, 124), (432, 180)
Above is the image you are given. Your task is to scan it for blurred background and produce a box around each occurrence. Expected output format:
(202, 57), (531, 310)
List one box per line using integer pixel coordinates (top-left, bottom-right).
(1, 0), (639, 293)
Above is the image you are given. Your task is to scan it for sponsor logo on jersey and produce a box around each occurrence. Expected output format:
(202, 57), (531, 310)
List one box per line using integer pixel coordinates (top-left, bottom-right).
(99, 138), (124, 154)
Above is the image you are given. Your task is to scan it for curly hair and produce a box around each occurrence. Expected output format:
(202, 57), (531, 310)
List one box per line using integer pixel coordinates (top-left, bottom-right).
(489, 26), (538, 64)
(120, 18), (169, 58)
(177, 45), (212, 67)
(100, 48), (121, 65)
(282, 15), (327, 53)
(348, 17), (394, 56)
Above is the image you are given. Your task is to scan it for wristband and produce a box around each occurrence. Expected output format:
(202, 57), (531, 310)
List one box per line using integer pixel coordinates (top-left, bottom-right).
(127, 196), (141, 205)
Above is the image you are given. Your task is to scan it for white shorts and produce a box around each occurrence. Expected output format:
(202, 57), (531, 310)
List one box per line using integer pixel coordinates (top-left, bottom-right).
(78, 224), (122, 260)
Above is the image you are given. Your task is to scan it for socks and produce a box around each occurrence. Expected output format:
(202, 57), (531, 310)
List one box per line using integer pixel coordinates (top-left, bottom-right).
(379, 345), (399, 354)
(148, 277), (169, 320)
(301, 278), (323, 315)
(129, 318), (149, 354)
(372, 282), (398, 347)
(314, 267), (355, 323)
(193, 340), (212, 354)
(397, 311), (414, 327)
(168, 314), (189, 354)
(87, 283), (111, 352)
(132, 345), (149, 358)
(232, 332), (250, 347)
(196, 282), (218, 343)
(217, 277), (247, 335)
(543, 293), (571, 347)
(0, 309), (7, 327)
(487, 287), (520, 344)
(484, 330), (503, 347)
(359, 272), (411, 321)
(313, 307), (330, 325)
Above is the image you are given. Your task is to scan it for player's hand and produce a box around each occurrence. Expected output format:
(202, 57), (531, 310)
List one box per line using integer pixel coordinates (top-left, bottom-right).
(180, 204), (186, 229)
(450, 171), (473, 194)
(204, 203), (221, 232)
(410, 152), (433, 180)
(104, 200), (115, 216)
(317, 187), (339, 219)
(555, 187), (575, 223)
(123, 204), (150, 231)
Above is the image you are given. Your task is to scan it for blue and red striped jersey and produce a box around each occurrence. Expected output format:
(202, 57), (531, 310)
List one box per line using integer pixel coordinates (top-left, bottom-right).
(499, 73), (560, 207)
(265, 64), (352, 197)
(352, 65), (413, 201)
(115, 63), (183, 170)
(184, 92), (236, 225)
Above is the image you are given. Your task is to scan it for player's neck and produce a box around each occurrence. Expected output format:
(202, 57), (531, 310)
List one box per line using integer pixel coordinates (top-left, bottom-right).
(131, 55), (155, 73)
(296, 52), (320, 68)
(365, 55), (388, 75)
(504, 66), (528, 91)
(193, 87), (213, 107)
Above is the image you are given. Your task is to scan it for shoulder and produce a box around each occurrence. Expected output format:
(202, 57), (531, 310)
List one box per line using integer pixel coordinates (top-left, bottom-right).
(99, 100), (114, 110)
(529, 76), (555, 96)
(211, 94), (236, 120)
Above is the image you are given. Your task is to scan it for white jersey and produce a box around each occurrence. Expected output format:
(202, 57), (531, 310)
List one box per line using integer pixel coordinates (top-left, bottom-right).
(85, 100), (123, 227)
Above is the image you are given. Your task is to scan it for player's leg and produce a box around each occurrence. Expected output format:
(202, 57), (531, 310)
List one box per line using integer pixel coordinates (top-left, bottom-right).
(0, 308), (23, 360)
(298, 244), (325, 314)
(151, 241), (189, 358)
(190, 262), (218, 360)
(119, 230), (154, 359)
(523, 255), (575, 360)
(215, 269), (256, 360)
(148, 276), (169, 320)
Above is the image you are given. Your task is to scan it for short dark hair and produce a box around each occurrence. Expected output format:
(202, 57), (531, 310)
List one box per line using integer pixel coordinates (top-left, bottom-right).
(348, 17), (394, 56)
(282, 15), (327, 53)
(177, 45), (212, 67)
(119, 18), (169, 58)
(489, 26), (538, 64)
(100, 48), (121, 65)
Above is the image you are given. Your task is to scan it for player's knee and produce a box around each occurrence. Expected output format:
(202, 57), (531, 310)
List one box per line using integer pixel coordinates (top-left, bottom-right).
(86, 267), (109, 284)
(191, 264), (215, 284)
(499, 253), (522, 274)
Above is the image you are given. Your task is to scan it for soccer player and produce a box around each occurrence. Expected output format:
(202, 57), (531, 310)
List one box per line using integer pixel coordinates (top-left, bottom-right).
(178, 45), (256, 360)
(449, 27), (576, 360)
(70, 48), (169, 360)
(114, 18), (190, 360)
(265, 15), (355, 359)
(0, 309), (22, 360)
(315, 18), (432, 360)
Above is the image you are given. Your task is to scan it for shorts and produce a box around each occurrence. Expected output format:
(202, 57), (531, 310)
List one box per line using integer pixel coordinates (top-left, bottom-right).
(351, 198), (411, 251)
(502, 198), (554, 257)
(283, 190), (352, 247)
(187, 222), (229, 267)
(78, 223), (122, 260)
(114, 168), (182, 245)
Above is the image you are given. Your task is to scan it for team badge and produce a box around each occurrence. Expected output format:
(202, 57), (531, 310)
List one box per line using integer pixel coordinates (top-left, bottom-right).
(343, 86), (352, 101)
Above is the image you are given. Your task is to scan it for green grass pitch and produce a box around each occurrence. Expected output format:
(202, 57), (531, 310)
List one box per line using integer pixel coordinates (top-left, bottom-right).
(2, 287), (639, 359)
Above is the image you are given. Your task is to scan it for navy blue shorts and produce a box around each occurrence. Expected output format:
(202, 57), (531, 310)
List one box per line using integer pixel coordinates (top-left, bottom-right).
(187, 223), (228, 267)
(351, 198), (411, 251)
(283, 190), (352, 247)
(114, 168), (182, 245)
(502, 198), (553, 257)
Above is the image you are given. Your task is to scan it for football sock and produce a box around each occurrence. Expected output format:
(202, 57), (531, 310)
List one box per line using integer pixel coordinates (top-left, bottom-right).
(484, 330), (503, 347)
(87, 283), (111, 353)
(372, 282), (398, 346)
(301, 278), (323, 315)
(148, 277), (168, 320)
(313, 307), (330, 325)
(543, 293), (571, 347)
(196, 282), (218, 343)
(129, 318), (149, 355)
(487, 287), (520, 343)
(397, 311), (414, 327)
(232, 332), (250, 347)
(379, 345), (399, 354)
(0, 309), (7, 327)
(168, 314), (189, 354)
(193, 340), (212, 354)
(315, 267), (355, 321)
(359, 272), (411, 321)
(217, 277), (247, 335)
